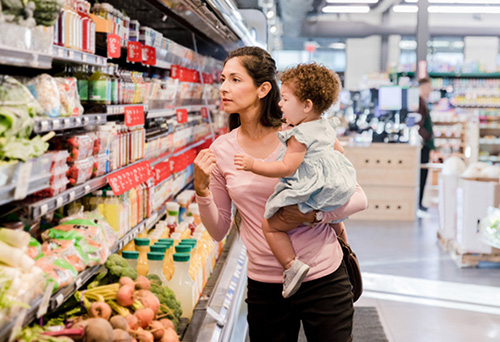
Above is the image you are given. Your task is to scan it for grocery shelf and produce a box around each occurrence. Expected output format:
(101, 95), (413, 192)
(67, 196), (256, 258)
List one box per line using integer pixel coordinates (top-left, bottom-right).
(155, 60), (173, 70)
(433, 121), (465, 125)
(151, 137), (209, 167)
(33, 114), (108, 134)
(106, 104), (148, 115)
(147, 104), (218, 119)
(21, 158), (145, 221)
(0, 45), (52, 69)
(397, 71), (500, 78)
(0, 204), (171, 342)
(480, 125), (500, 129)
(52, 45), (107, 67)
(183, 229), (247, 342)
(454, 104), (500, 108)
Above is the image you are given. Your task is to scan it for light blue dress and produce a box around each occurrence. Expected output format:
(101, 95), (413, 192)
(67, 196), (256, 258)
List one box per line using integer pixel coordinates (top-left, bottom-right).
(264, 117), (357, 219)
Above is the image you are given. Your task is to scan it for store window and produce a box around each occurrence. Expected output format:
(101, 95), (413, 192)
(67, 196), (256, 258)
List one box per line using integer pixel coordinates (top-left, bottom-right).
(427, 36), (464, 71)
(399, 36), (417, 71)
(273, 48), (346, 73)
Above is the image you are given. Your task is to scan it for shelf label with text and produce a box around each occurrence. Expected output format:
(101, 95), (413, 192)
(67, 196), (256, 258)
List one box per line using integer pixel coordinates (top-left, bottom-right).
(107, 34), (121, 58)
(108, 161), (152, 196)
(201, 107), (209, 119)
(127, 41), (143, 62)
(142, 45), (156, 66)
(171, 65), (180, 79)
(125, 106), (145, 127)
(176, 108), (188, 124)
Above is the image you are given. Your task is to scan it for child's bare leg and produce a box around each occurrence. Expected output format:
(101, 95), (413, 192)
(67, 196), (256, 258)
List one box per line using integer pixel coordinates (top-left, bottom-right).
(262, 214), (300, 269)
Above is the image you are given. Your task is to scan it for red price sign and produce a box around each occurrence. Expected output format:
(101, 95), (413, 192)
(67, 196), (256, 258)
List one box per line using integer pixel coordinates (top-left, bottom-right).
(171, 65), (180, 79)
(107, 34), (121, 58)
(108, 161), (152, 196)
(127, 41), (143, 62)
(200, 107), (209, 119)
(142, 45), (156, 66)
(176, 108), (188, 124)
(125, 105), (145, 127)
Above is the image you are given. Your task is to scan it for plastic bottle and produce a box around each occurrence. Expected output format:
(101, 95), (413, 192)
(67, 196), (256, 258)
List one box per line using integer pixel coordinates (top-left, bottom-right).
(89, 67), (110, 105)
(147, 252), (168, 286)
(166, 216), (177, 236)
(103, 191), (120, 234)
(188, 203), (201, 225)
(109, 64), (119, 105)
(73, 65), (89, 105)
(168, 253), (196, 319)
(167, 202), (180, 223)
(185, 217), (196, 236)
(134, 238), (150, 276)
(180, 241), (203, 298)
(122, 250), (139, 269)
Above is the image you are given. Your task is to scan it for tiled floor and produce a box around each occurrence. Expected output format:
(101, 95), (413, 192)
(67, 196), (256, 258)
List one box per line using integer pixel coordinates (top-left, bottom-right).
(349, 208), (500, 342)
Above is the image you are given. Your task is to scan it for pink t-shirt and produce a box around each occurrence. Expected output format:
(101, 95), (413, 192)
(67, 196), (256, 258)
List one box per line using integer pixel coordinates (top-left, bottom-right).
(196, 128), (368, 283)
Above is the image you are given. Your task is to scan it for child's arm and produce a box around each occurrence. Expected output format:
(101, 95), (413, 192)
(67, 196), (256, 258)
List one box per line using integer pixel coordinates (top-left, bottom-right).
(234, 136), (306, 178)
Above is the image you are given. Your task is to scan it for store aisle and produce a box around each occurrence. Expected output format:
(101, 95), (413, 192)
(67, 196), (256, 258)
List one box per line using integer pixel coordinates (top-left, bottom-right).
(349, 209), (500, 342)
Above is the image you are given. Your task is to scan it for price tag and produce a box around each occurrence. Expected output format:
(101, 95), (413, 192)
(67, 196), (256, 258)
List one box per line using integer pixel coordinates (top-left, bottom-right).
(107, 33), (121, 58)
(57, 47), (64, 57)
(64, 118), (71, 127)
(76, 277), (83, 288)
(37, 282), (55, 318)
(176, 109), (188, 124)
(84, 185), (91, 193)
(14, 161), (33, 200)
(82, 54), (87, 62)
(127, 41), (143, 62)
(53, 120), (60, 129)
(56, 196), (64, 208)
(69, 50), (75, 59)
(171, 65), (180, 79)
(75, 117), (82, 125)
(95, 115), (101, 124)
(125, 105), (145, 127)
(55, 293), (64, 306)
(142, 45), (157, 66)
(201, 107), (209, 119)
(40, 120), (49, 131)
(69, 191), (76, 202)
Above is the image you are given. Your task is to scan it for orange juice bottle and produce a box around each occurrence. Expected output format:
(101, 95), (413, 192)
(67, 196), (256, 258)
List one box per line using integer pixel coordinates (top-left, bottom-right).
(134, 238), (150, 276)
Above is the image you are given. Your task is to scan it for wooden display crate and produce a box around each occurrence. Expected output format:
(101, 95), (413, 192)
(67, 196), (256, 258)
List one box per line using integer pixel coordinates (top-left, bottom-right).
(345, 143), (420, 221)
(442, 238), (500, 268)
(349, 185), (418, 221)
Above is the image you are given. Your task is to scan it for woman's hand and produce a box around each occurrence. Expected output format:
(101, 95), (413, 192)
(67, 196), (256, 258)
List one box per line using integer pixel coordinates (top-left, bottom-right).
(194, 149), (217, 197)
(276, 205), (316, 225)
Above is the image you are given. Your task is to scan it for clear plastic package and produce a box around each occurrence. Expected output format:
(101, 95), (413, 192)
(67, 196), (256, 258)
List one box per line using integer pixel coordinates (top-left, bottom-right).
(27, 74), (62, 118)
(67, 157), (94, 186)
(92, 154), (108, 178)
(54, 77), (84, 117)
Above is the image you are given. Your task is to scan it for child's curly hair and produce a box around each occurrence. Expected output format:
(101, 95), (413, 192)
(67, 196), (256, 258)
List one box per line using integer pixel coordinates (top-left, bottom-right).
(280, 63), (341, 114)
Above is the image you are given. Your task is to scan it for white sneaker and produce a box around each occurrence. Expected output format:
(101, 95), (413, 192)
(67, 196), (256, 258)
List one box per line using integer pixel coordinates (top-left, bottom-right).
(282, 259), (310, 298)
(416, 209), (432, 218)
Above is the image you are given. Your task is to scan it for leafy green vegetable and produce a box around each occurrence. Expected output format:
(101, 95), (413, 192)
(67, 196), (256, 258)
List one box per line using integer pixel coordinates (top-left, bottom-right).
(104, 254), (138, 281)
(150, 282), (182, 328)
(33, 0), (64, 27)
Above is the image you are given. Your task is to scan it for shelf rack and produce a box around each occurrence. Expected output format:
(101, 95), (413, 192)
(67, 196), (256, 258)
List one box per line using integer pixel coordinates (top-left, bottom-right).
(0, 46), (52, 69)
(33, 114), (108, 134)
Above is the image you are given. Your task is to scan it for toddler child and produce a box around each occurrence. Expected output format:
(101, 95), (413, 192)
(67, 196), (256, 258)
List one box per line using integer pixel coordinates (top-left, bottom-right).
(234, 63), (357, 298)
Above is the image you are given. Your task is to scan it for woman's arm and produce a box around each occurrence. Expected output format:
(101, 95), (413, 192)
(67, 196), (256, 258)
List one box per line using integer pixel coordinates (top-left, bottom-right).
(194, 149), (233, 241)
(234, 136), (306, 178)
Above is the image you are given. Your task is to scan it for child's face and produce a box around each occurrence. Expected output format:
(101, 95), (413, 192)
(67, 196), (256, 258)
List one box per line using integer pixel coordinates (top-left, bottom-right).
(279, 83), (309, 126)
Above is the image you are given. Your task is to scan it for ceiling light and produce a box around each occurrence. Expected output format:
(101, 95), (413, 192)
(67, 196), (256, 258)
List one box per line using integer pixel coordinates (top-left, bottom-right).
(326, 0), (378, 3)
(429, 5), (500, 12)
(270, 25), (277, 34)
(266, 10), (275, 19)
(399, 40), (417, 49)
(322, 5), (370, 13)
(408, 0), (500, 3)
(451, 41), (465, 48)
(329, 42), (346, 49)
(431, 40), (450, 47)
(393, 5), (418, 12)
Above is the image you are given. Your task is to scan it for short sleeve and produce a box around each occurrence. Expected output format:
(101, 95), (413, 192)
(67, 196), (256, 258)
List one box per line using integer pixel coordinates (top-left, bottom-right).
(277, 126), (310, 148)
(327, 117), (341, 129)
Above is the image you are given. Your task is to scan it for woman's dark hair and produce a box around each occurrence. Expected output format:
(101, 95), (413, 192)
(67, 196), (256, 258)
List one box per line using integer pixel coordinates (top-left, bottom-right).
(224, 47), (282, 129)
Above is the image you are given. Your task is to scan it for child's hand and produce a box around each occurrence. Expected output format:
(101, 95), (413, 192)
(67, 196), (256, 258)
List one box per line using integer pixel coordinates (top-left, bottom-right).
(234, 153), (254, 171)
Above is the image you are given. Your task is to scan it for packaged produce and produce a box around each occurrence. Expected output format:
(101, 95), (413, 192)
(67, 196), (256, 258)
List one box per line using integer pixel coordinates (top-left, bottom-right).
(41, 239), (88, 272)
(67, 157), (93, 185)
(26, 237), (43, 260)
(54, 77), (84, 117)
(33, 0), (65, 27)
(35, 255), (78, 290)
(46, 150), (69, 169)
(92, 153), (108, 177)
(27, 74), (62, 118)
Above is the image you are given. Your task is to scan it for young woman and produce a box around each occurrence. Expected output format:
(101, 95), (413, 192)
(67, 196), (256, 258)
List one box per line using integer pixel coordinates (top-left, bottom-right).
(194, 47), (368, 342)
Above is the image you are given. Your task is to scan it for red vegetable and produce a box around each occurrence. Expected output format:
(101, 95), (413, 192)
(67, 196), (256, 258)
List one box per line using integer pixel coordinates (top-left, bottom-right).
(135, 308), (154, 329)
(117, 285), (136, 307)
(134, 276), (151, 291)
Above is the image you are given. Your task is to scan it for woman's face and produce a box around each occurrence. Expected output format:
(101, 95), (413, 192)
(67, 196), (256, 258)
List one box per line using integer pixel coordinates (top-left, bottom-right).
(220, 57), (260, 114)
